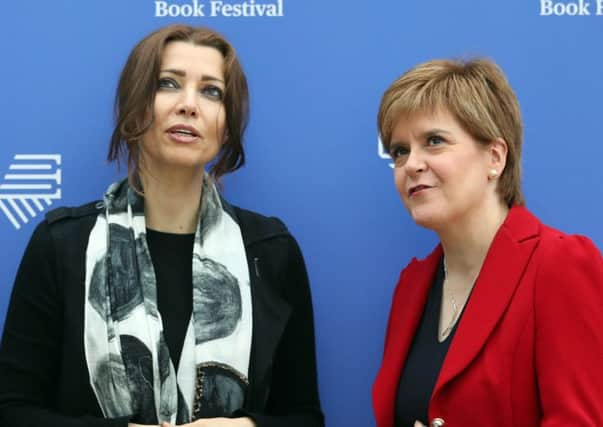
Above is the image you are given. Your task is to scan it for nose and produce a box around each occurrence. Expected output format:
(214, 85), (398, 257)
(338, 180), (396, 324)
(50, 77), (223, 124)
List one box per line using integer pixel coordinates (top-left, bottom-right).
(403, 148), (427, 176)
(176, 88), (199, 118)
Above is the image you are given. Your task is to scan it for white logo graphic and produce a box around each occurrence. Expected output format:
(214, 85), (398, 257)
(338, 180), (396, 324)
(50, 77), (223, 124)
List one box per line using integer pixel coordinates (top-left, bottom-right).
(540, 0), (603, 15)
(155, 0), (284, 18)
(378, 136), (394, 168)
(0, 154), (62, 230)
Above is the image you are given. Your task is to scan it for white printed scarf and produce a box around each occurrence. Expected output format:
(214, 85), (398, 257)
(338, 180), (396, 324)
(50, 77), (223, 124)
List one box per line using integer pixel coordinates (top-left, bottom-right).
(84, 178), (252, 424)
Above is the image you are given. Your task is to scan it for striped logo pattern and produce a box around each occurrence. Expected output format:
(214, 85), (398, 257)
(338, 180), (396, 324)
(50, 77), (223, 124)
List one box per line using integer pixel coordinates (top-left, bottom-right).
(0, 154), (62, 230)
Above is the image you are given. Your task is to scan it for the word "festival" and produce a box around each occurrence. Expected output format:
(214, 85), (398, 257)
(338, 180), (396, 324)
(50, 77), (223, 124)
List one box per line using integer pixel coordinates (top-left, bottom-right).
(155, 0), (284, 17)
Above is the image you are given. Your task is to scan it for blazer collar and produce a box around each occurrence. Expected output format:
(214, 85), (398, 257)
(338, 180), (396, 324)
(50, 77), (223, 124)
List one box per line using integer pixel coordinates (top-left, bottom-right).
(431, 206), (541, 397)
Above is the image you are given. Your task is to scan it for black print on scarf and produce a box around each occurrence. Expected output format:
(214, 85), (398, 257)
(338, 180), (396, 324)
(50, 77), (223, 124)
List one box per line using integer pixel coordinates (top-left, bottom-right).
(136, 233), (160, 317)
(107, 224), (145, 321)
(121, 335), (158, 424)
(88, 257), (107, 321)
(157, 335), (174, 420)
(89, 224), (162, 323)
(91, 353), (133, 417)
(199, 196), (220, 239)
(192, 257), (242, 345)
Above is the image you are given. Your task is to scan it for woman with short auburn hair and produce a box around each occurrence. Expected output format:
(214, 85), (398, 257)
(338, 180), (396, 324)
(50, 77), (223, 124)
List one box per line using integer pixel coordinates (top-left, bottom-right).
(0, 25), (323, 427)
(373, 58), (603, 427)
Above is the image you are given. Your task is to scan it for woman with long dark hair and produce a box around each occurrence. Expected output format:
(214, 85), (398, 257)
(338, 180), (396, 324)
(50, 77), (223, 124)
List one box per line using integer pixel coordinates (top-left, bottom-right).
(0, 25), (323, 427)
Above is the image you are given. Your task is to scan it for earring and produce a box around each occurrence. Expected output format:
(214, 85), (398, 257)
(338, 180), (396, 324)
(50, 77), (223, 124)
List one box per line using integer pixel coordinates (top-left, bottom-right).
(488, 169), (498, 179)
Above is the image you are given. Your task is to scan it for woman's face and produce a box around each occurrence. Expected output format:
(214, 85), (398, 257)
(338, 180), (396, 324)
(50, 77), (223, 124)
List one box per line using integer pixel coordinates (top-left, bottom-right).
(139, 41), (226, 178)
(389, 108), (500, 231)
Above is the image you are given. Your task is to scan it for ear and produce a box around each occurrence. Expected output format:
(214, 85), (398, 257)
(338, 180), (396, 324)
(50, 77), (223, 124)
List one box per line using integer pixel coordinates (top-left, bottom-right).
(487, 137), (508, 179)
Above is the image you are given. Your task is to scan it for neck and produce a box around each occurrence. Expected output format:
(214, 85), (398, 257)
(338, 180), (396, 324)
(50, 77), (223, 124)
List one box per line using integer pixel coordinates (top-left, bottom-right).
(139, 170), (205, 234)
(438, 198), (509, 279)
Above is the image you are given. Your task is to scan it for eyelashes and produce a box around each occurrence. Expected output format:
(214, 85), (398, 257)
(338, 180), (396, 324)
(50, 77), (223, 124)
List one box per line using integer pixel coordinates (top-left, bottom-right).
(426, 135), (445, 146)
(158, 77), (178, 89)
(200, 85), (224, 101)
(389, 145), (409, 159)
(389, 134), (447, 164)
(157, 77), (224, 102)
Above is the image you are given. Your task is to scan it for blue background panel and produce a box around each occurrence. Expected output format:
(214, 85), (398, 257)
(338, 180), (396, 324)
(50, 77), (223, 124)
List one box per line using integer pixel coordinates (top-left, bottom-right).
(1, 1), (602, 426)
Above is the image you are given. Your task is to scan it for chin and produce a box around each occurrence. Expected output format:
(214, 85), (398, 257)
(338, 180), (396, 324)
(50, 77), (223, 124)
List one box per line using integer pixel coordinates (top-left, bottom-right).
(167, 151), (213, 169)
(407, 206), (445, 231)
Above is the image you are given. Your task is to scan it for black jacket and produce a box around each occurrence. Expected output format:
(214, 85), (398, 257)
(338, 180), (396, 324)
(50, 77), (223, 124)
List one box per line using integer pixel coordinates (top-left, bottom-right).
(0, 200), (323, 427)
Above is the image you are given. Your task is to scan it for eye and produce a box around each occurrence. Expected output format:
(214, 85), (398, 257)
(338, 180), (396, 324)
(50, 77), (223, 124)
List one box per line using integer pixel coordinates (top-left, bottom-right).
(390, 144), (409, 159)
(158, 77), (178, 89)
(201, 85), (224, 101)
(426, 135), (445, 146)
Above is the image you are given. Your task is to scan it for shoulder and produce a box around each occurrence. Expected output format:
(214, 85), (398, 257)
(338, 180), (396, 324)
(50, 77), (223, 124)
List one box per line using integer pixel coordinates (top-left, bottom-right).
(18, 200), (102, 269)
(390, 245), (442, 299)
(399, 245), (442, 281)
(226, 203), (291, 246)
(534, 222), (603, 306)
(40, 200), (103, 243)
(537, 223), (603, 267)
(225, 203), (308, 268)
(44, 200), (103, 225)
(499, 206), (602, 267)
(497, 208), (603, 289)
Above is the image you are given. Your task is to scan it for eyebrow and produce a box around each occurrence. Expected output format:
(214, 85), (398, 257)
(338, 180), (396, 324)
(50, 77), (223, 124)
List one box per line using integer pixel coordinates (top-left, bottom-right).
(392, 128), (453, 143)
(389, 128), (453, 151)
(160, 68), (225, 84)
(421, 128), (452, 137)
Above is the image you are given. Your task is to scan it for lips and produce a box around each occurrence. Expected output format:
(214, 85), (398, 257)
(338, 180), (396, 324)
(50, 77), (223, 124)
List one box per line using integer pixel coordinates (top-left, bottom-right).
(408, 184), (433, 197)
(166, 124), (201, 142)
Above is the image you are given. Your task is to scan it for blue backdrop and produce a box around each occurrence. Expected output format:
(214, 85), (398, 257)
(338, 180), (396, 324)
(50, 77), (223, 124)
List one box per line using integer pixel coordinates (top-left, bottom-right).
(1, 1), (602, 426)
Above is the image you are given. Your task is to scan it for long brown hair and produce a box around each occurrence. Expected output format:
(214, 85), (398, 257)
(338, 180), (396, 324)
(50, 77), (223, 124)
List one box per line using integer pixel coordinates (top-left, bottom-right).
(107, 25), (249, 184)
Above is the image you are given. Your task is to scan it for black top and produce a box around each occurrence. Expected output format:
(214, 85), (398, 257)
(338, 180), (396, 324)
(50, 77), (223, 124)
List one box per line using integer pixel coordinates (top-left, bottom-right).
(395, 257), (460, 427)
(145, 228), (194, 371)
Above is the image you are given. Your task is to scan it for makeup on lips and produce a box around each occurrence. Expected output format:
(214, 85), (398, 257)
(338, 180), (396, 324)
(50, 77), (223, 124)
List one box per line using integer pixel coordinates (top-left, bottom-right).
(408, 184), (433, 197)
(166, 124), (201, 144)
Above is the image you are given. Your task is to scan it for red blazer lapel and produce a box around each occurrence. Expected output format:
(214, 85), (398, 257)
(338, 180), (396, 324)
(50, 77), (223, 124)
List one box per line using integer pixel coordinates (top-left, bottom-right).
(432, 206), (541, 398)
(373, 246), (442, 427)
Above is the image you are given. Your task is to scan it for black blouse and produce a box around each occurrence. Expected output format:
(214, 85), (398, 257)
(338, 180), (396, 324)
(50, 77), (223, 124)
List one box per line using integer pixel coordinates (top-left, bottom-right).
(146, 228), (194, 371)
(395, 257), (461, 427)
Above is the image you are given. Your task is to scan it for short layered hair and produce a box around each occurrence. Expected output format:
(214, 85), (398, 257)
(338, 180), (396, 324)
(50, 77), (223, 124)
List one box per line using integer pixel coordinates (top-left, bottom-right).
(378, 58), (524, 206)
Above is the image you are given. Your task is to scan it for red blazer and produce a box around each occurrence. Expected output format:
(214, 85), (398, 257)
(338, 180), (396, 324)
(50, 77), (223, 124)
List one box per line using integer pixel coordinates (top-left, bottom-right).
(373, 206), (603, 427)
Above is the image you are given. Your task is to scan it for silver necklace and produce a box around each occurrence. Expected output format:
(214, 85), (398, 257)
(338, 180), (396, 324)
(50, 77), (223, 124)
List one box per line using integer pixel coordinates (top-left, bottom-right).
(439, 258), (478, 342)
